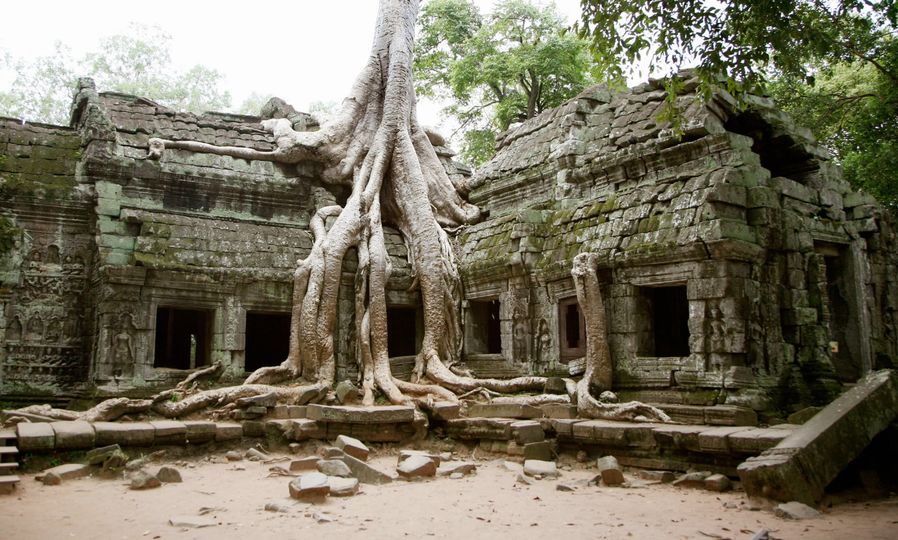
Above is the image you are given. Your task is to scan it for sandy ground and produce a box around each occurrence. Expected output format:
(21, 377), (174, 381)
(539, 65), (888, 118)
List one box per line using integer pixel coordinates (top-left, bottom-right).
(2, 447), (897, 540)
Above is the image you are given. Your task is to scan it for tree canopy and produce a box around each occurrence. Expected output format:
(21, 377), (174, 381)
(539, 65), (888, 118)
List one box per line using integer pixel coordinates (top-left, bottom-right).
(576, 0), (898, 203)
(0, 24), (233, 125)
(415, 0), (596, 165)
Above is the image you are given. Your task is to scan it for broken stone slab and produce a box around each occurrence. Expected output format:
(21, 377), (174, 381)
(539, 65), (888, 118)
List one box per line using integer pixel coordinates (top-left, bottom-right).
(704, 473), (732, 492)
(289, 472), (329, 500)
(774, 501), (821, 520)
(467, 403), (544, 419)
(672, 471), (713, 489)
(245, 447), (269, 461)
(149, 421), (187, 446)
(317, 459), (353, 478)
(94, 422), (155, 447)
(511, 420), (545, 444)
(523, 441), (554, 461)
(41, 472), (62, 485)
(307, 404), (415, 424)
(596, 456), (624, 486)
(235, 392), (278, 408)
(183, 421), (217, 444)
(327, 476), (359, 496)
(51, 421), (96, 449)
(523, 459), (558, 479)
(16, 422), (55, 451)
(335, 434), (369, 461)
(214, 423), (243, 442)
(289, 457), (320, 472)
(341, 454), (393, 485)
(634, 470), (675, 483)
(397, 454), (437, 479)
(130, 470), (161, 490)
(437, 462), (476, 476)
(289, 419), (326, 441)
(157, 466), (183, 483)
(738, 370), (898, 505)
(335, 380), (360, 404)
(318, 446), (346, 459)
(40, 463), (90, 483)
(398, 449), (442, 467)
(168, 515), (218, 528)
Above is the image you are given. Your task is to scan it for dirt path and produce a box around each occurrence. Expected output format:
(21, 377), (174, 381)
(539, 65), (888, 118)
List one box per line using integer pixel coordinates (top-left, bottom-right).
(2, 450), (897, 540)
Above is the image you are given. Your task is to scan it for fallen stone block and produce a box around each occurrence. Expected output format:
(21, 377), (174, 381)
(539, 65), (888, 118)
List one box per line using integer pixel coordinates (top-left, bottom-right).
(438, 462), (476, 476)
(774, 501), (820, 520)
(318, 446), (346, 459)
(738, 370), (898, 505)
(157, 466), (183, 483)
(290, 457), (320, 472)
(398, 449), (441, 466)
(523, 459), (558, 479)
(672, 471), (712, 489)
(397, 454), (437, 479)
(308, 404), (415, 424)
(214, 423), (243, 442)
(236, 392), (277, 408)
(149, 421), (187, 445)
(94, 422), (155, 447)
(289, 472), (329, 500)
(245, 448), (269, 461)
(51, 421), (96, 449)
(16, 422), (55, 451)
(289, 419), (326, 441)
(634, 470), (675, 483)
(342, 454), (392, 485)
(523, 441), (554, 461)
(511, 420), (545, 444)
(704, 473), (732, 492)
(596, 456), (624, 486)
(335, 434), (369, 461)
(42, 472), (62, 485)
(543, 377), (569, 395)
(318, 459), (353, 478)
(183, 421), (216, 444)
(467, 403), (544, 419)
(335, 380), (360, 404)
(130, 470), (161, 490)
(41, 463), (90, 483)
(327, 476), (359, 496)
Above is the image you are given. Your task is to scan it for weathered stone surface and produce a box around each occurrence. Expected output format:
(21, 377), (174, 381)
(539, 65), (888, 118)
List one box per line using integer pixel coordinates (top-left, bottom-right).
(290, 457), (320, 471)
(523, 459), (558, 478)
(317, 459), (353, 478)
(431, 402), (460, 421)
(673, 471), (712, 489)
(42, 471), (62, 485)
(774, 501), (821, 520)
(157, 466), (183, 483)
(236, 392), (277, 408)
(342, 454), (393, 485)
(272, 405), (307, 419)
(596, 456), (624, 485)
(16, 422), (55, 451)
(704, 473), (732, 492)
(540, 404), (577, 419)
(634, 470), (675, 483)
(42, 463), (90, 482)
(398, 450), (442, 467)
(335, 380), (360, 404)
(289, 419), (326, 441)
(445, 418), (514, 440)
(318, 446), (346, 459)
(94, 422), (155, 447)
(214, 423), (243, 442)
(183, 421), (217, 444)
(438, 462), (477, 476)
(51, 421), (96, 449)
(245, 448), (269, 461)
(467, 403), (543, 419)
(397, 455), (437, 479)
(289, 472), (329, 500)
(523, 441), (554, 461)
(511, 420), (545, 444)
(335, 434), (369, 461)
(327, 476), (359, 496)
(242, 420), (265, 438)
(307, 405), (415, 424)
(149, 421), (187, 445)
(130, 470), (161, 490)
(86, 444), (124, 465)
(738, 370), (898, 505)
(786, 407), (821, 425)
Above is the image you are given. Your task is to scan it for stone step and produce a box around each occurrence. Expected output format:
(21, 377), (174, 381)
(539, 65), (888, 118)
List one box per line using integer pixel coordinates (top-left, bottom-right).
(0, 446), (19, 460)
(0, 428), (17, 443)
(0, 474), (20, 494)
(0, 462), (18, 473)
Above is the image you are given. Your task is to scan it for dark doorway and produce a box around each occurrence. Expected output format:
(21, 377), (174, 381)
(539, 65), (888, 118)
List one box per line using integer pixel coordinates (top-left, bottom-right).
(648, 286), (690, 357)
(387, 306), (419, 357)
(558, 297), (586, 362)
(245, 312), (291, 373)
(154, 307), (212, 369)
(821, 250), (863, 381)
(467, 299), (502, 354)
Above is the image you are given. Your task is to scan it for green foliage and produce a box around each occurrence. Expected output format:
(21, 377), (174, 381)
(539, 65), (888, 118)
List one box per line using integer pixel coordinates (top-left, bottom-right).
(415, 0), (595, 165)
(0, 24), (231, 125)
(576, 0), (897, 202)
(768, 38), (898, 205)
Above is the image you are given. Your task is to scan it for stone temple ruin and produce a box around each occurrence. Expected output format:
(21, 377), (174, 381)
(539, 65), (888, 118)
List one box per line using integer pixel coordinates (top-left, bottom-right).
(2, 76), (895, 410)
(1, 74), (897, 501)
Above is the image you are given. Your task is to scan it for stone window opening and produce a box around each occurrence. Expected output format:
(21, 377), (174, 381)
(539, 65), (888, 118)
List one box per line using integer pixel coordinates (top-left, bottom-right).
(386, 305), (422, 358)
(558, 297), (586, 362)
(244, 311), (291, 373)
(466, 299), (502, 355)
(153, 307), (212, 370)
(637, 285), (690, 357)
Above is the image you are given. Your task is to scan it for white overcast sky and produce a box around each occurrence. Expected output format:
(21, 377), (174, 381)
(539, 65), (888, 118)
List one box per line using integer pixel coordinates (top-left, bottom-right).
(0, 0), (586, 130)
